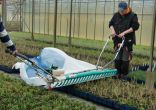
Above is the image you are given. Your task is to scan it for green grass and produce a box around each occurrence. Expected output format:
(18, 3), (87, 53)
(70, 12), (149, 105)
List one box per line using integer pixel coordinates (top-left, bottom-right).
(0, 31), (154, 82)
(128, 71), (156, 83)
(75, 78), (156, 110)
(1, 31), (155, 82)
(9, 32), (156, 59)
(0, 32), (156, 110)
(0, 73), (95, 110)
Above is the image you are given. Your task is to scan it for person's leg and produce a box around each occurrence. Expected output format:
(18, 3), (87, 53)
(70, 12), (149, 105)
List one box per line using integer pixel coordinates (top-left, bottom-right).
(121, 47), (132, 75)
(114, 47), (123, 78)
(115, 60), (122, 74)
(121, 61), (129, 75)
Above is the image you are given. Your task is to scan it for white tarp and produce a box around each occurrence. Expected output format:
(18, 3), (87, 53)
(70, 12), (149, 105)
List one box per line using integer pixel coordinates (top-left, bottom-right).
(14, 47), (96, 86)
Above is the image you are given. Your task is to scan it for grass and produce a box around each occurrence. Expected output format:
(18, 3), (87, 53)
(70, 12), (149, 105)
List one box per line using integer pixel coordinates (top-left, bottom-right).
(75, 78), (156, 110)
(0, 73), (95, 110)
(1, 31), (155, 82)
(128, 71), (156, 83)
(0, 32), (156, 110)
(0, 32), (155, 81)
(9, 32), (156, 58)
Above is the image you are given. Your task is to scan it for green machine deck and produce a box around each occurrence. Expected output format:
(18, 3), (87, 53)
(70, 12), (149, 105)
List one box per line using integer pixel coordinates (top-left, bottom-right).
(51, 69), (117, 88)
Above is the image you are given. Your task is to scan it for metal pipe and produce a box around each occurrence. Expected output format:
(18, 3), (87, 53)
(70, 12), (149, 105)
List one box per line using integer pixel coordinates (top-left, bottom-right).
(128, 0), (130, 6)
(20, 0), (23, 31)
(139, 0), (145, 45)
(85, 0), (89, 39)
(103, 37), (125, 69)
(66, 4), (69, 37)
(47, 0), (50, 35)
(60, 0), (63, 37)
(96, 37), (110, 69)
(31, 0), (35, 40)
(149, 0), (156, 72)
(146, 0), (156, 92)
(72, 0), (76, 38)
(29, 0), (31, 32)
(23, 0), (25, 31)
(113, 0), (115, 13)
(94, 0), (97, 40)
(2, 0), (7, 26)
(39, 0), (41, 33)
(78, 0), (81, 38)
(68, 0), (73, 47)
(66, 18), (68, 37)
(53, 0), (58, 47)
(44, 0), (47, 35)
(102, 0), (106, 40)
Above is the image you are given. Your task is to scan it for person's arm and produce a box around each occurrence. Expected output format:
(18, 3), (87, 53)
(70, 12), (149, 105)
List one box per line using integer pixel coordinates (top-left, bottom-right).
(0, 22), (17, 54)
(109, 14), (117, 35)
(118, 27), (133, 37)
(131, 14), (140, 31)
(118, 14), (140, 38)
(110, 26), (116, 35)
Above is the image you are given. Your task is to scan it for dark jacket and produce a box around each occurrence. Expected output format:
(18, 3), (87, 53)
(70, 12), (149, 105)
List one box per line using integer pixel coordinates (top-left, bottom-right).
(109, 12), (139, 51)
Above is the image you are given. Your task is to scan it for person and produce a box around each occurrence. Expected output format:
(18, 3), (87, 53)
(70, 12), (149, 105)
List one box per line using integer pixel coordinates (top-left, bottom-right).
(109, 1), (139, 77)
(0, 22), (17, 54)
(0, 1), (17, 55)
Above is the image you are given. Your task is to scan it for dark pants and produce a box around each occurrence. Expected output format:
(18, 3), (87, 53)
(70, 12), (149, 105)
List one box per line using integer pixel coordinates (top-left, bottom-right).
(114, 47), (132, 75)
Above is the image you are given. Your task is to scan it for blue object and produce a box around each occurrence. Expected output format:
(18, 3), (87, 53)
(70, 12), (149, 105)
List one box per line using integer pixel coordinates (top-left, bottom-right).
(118, 1), (128, 11)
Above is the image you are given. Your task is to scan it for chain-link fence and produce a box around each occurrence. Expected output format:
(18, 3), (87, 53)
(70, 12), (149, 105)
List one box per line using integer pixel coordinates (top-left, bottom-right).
(4, 0), (156, 46)
(3, 0), (21, 31)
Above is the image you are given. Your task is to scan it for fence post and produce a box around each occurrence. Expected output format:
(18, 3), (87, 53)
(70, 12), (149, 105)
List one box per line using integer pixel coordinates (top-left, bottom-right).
(128, 0), (130, 6)
(20, 0), (23, 31)
(2, 0), (7, 27)
(85, 0), (89, 39)
(78, 1), (81, 38)
(53, 0), (58, 47)
(39, 0), (41, 33)
(102, 0), (106, 40)
(47, 0), (50, 35)
(146, 0), (156, 93)
(44, 0), (47, 35)
(94, 0), (97, 40)
(31, 0), (35, 40)
(68, 0), (73, 47)
(139, 0), (145, 45)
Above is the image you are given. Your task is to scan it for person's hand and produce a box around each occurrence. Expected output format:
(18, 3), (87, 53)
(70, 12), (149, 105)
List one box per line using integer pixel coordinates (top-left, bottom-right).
(12, 50), (18, 56)
(110, 32), (117, 39)
(110, 34), (115, 38)
(118, 32), (125, 38)
(117, 43), (122, 47)
(109, 26), (117, 39)
(111, 31), (116, 36)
